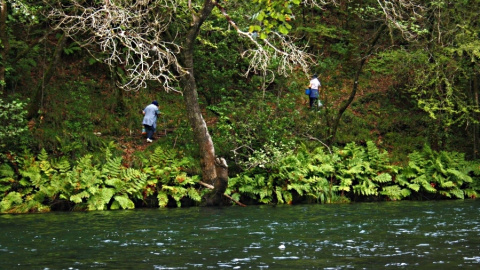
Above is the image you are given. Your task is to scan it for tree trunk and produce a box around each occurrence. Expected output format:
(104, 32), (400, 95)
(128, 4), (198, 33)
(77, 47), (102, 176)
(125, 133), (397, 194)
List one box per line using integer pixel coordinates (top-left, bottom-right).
(473, 73), (479, 159)
(179, 0), (219, 185)
(0, 0), (9, 94)
(27, 33), (66, 119)
(327, 25), (386, 145)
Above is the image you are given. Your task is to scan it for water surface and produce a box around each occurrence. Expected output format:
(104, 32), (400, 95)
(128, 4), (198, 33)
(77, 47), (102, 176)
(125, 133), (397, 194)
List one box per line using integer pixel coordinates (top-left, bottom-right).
(1, 200), (479, 269)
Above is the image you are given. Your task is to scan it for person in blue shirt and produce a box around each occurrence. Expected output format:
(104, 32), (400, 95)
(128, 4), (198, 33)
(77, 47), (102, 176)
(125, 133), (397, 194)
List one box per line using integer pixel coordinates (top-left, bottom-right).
(142, 100), (160, 143)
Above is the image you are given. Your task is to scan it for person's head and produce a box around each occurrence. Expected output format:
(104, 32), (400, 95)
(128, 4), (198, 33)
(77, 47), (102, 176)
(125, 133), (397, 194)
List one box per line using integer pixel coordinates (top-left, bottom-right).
(152, 100), (159, 106)
(313, 74), (318, 78)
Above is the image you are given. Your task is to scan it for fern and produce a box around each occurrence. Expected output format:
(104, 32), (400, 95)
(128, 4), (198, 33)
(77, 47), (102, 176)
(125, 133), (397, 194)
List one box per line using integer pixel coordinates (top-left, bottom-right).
(449, 188), (465, 199)
(0, 192), (23, 213)
(38, 148), (49, 162)
(353, 179), (378, 196)
(70, 190), (90, 203)
(380, 185), (411, 201)
(447, 169), (472, 184)
(275, 186), (284, 204)
(374, 173), (392, 183)
(0, 164), (15, 195)
(111, 195), (135, 210)
(51, 158), (71, 174)
(287, 182), (311, 196)
(101, 157), (122, 178)
(157, 191), (169, 207)
(187, 187), (202, 202)
(87, 188), (115, 210)
(162, 185), (188, 207)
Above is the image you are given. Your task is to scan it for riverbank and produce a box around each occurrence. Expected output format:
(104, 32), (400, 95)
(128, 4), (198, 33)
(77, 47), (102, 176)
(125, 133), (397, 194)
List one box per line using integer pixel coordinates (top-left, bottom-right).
(1, 142), (478, 214)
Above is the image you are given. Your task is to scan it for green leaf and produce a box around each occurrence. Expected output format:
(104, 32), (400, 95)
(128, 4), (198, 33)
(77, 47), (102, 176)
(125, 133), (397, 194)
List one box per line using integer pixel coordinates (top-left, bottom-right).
(157, 191), (169, 208)
(113, 195), (135, 209)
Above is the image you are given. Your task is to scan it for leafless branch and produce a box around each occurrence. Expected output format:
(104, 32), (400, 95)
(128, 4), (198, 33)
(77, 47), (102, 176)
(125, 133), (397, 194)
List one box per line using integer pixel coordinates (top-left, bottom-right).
(215, 2), (316, 85)
(302, 0), (340, 8)
(305, 134), (332, 154)
(49, 0), (183, 92)
(375, 0), (426, 41)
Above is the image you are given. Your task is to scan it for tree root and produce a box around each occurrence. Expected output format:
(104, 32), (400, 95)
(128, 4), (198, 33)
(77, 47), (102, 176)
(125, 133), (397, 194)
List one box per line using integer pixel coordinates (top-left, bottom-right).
(199, 181), (246, 207)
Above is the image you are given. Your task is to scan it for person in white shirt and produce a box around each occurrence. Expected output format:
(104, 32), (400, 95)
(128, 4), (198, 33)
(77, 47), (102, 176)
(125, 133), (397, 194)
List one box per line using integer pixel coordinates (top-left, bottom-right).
(308, 74), (321, 108)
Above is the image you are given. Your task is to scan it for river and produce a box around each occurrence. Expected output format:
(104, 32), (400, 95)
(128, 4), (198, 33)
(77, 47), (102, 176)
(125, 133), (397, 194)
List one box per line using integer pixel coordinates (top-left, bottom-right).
(1, 200), (479, 269)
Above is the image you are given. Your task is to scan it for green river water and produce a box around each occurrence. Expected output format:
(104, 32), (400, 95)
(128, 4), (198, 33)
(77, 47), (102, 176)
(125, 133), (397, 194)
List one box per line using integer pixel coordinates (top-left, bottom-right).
(1, 200), (479, 269)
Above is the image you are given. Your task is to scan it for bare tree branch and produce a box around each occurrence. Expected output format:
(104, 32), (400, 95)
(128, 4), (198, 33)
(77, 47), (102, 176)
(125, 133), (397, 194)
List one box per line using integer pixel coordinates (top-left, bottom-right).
(375, 0), (426, 41)
(48, 0), (427, 94)
(215, 2), (316, 86)
(49, 0), (183, 92)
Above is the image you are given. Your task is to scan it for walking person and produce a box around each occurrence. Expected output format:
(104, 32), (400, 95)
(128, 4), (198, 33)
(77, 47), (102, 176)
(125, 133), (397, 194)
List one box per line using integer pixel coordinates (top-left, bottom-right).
(308, 74), (321, 109)
(142, 100), (160, 143)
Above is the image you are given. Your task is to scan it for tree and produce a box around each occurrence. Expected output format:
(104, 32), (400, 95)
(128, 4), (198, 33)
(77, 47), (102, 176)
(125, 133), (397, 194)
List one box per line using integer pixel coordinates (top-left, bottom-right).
(0, 0), (62, 120)
(0, 0), (8, 92)
(292, 0), (434, 145)
(48, 0), (318, 201)
(48, 0), (449, 201)
(359, 1), (480, 155)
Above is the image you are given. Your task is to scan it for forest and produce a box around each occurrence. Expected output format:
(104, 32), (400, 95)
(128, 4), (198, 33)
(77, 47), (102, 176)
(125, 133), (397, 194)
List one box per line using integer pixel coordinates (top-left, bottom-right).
(1, 0), (479, 213)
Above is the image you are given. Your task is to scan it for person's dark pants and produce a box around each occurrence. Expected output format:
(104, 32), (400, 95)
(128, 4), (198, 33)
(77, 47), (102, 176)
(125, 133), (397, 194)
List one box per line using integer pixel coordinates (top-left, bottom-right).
(144, 124), (155, 140)
(309, 97), (318, 108)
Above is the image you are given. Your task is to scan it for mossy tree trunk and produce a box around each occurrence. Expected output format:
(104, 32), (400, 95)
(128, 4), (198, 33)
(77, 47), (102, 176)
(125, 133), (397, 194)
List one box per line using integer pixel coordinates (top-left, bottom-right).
(178, 0), (220, 187)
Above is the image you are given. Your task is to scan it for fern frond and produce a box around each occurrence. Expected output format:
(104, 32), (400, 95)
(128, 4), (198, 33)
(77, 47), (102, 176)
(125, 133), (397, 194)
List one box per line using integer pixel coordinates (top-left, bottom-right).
(449, 188), (464, 199)
(87, 188), (115, 210)
(275, 186), (284, 204)
(0, 192), (23, 213)
(380, 185), (410, 200)
(346, 164), (364, 175)
(101, 157), (122, 178)
(282, 190), (293, 204)
(408, 183), (420, 192)
(421, 182), (437, 193)
(464, 189), (478, 199)
(353, 179), (378, 196)
(38, 148), (49, 162)
(51, 158), (71, 174)
(0, 164), (15, 195)
(439, 180), (455, 189)
(336, 176), (352, 192)
(287, 183), (311, 196)
(259, 186), (272, 201)
(157, 191), (169, 207)
(20, 165), (42, 187)
(120, 168), (148, 194)
(187, 187), (202, 202)
(70, 191), (90, 203)
(447, 169), (472, 183)
(112, 195), (135, 209)
(373, 173), (392, 183)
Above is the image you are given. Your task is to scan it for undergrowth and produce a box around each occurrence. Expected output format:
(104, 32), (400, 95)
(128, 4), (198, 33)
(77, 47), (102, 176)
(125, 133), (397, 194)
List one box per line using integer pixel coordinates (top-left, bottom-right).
(1, 141), (478, 214)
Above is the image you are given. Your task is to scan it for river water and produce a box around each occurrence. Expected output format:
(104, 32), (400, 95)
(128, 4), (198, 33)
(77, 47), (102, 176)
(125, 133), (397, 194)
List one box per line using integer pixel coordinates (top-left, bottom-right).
(1, 200), (479, 269)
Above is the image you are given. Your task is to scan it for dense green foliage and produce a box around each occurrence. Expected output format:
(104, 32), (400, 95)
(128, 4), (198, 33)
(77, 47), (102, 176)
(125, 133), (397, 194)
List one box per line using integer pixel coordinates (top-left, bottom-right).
(0, 145), (204, 213)
(0, 97), (28, 151)
(1, 142), (479, 213)
(1, 1), (479, 212)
